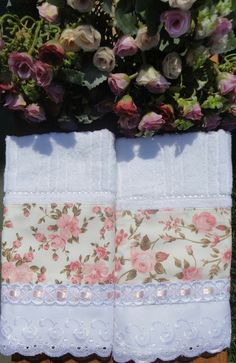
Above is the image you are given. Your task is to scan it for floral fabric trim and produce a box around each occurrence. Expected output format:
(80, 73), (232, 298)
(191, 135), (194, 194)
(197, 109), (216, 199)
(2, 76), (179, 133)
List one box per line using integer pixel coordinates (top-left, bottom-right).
(115, 208), (231, 284)
(2, 204), (115, 285)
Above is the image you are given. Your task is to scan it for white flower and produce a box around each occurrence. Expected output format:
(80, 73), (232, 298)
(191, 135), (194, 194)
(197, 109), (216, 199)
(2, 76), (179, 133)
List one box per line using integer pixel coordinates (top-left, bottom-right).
(59, 28), (80, 52)
(162, 52), (182, 79)
(93, 47), (116, 73)
(67, 0), (94, 12)
(135, 27), (160, 51)
(74, 25), (101, 52)
(168, 0), (197, 10)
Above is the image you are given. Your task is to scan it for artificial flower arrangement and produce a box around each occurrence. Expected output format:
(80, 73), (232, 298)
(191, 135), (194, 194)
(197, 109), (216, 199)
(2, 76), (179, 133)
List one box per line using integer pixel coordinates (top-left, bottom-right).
(0, 0), (236, 136)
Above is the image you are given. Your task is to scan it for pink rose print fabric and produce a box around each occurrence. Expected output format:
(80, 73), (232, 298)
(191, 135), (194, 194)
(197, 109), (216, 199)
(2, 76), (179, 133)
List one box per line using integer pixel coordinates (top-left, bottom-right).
(2, 203), (115, 285)
(115, 208), (231, 284)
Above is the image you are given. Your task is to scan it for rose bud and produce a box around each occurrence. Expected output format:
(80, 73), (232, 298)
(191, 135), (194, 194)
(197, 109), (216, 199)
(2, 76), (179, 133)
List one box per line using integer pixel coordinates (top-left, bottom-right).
(74, 25), (101, 52)
(114, 36), (138, 57)
(33, 60), (53, 87)
(67, 0), (94, 13)
(136, 66), (170, 94)
(8, 52), (34, 80)
(37, 2), (59, 23)
(93, 47), (115, 73)
(218, 72), (236, 95)
(44, 83), (64, 104)
(39, 42), (65, 66)
(160, 10), (191, 38)
(0, 83), (14, 93)
(135, 27), (160, 51)
(108, 73), (130, 96)
(59, 28), (80, 52)
(159, 103), (175, 123)
(162, 52), (182, 79)
(138, 112), (165, 131)
(168, 0), (197, 10)
(0, 38), (5, 50)
(4, 94), (26, 110)
(114, 95), (138, 116)
(118, 114), (140, 130)
(184, 102), (203, 120)
(24, 104), (46, 122)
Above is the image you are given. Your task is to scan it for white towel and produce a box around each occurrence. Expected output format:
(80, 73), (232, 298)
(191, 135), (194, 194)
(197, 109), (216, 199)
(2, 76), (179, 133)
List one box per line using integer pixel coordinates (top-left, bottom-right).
(114, 130), (232, 363)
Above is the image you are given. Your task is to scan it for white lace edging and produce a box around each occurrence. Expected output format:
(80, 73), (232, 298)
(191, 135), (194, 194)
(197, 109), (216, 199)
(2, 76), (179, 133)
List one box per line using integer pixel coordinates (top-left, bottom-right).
(1, 279), (230, 306)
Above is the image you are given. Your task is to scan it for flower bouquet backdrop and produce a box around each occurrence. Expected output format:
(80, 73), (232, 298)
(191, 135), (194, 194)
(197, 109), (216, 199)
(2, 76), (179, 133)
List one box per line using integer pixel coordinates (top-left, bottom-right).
(0, 0), (236, 136)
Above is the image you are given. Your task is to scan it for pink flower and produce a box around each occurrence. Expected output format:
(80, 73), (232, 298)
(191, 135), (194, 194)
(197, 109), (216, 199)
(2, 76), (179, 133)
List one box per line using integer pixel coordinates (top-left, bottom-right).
(44, 244), (49, 250)
(182, 267), (202, 281)
(210, 235), (220, 247)
(49, 234), (66, 249)
(104, 207), (114, 217)
(114, 36), (138, 58)
(96, 246), (108, 259)
(51, 203), (57, 208)
(221, 249), (232, 264)
(35, 233), (46, 242)
(138, 112), (165, 131)
(37, 273), (46, 283)
(192, 212), (216, 233)
(23, 252), (34, 262)
(71, 275), (82, 284)
(24, 210), (30, 217)
(136, 66), (170, 94)
(33, 60), (53, 87)
(52, 253), (59, 261)
(8, 52), (34, 79)
(100, 227), (105, 238)
(14, 254), (21, 261)
(44, 83), (64, 104)
(185, 245), (193, 255)
(131, 248), (155, 273)
(114, 258), (122, 272)
(114, 95), (138, 116)
(24, 104), (46, 122)
(69, 261), (81, 271)
(161, 10), (191, 38)
(108, 73), (130, 96)
(10, 264), (33, 283)
(156, 251), (169, 262)
(83, 261), (109, 284)
(115, 229), (128, 246)
(4, 220), (13, 228)
(210, 18), (232, 53)
(0, 38), (5, 50)
(184, 103), (203, 120)
(13, 240), (22, 248)
(104, 218), (114, 231)
(92, 206), (101, 213)
(2, 262), (15, 280)
(57, 214), (80, 239)
(218, 72), (236, 95)
(37, 2), (59, 23)
(4, 94), (26, 110)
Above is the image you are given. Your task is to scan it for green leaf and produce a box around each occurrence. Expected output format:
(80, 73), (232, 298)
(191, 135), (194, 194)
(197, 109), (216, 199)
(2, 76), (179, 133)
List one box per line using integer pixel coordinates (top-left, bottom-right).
(140, 235), (151, 251)
(155, 262), (165, 274)
(201, 94), (226, 110)
(116, 0), (135, 13)
(184, 259), (190, 269)
(30, 265), (39, 272)
(115, 1), (138, 35)
(58, 68), (84, 86)
(75, 114), (100, 124)
(126, 269), (137, 281)
(174, 257), (182, 269)
(174, 119), (194, 131)
(82, 64), (107, 90)
(145, 0), (161, 36)
(102, 0), (113, 14)
(47, 0), (65, 7)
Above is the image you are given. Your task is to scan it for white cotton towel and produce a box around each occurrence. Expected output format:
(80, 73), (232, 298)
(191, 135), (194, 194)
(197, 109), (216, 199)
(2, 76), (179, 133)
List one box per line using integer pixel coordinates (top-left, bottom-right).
(4, 130), (116, 204)
(116, 130), (232, 209)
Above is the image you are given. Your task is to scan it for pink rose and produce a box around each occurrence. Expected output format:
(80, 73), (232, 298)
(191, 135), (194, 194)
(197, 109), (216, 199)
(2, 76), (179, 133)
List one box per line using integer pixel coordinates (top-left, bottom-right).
(96, 246), (108, 259)
(37, 2), (59, 23)
(71, 275), (82, 284)
(116, 229), (128, 246)
(184, 103), (203, 120)
(108, 73), (130, 96)
(24, 104), (46, 123)
(221, 249), (232, 264)
(210, 18), (232, 53)
(104, 218), (114, 231)
(8, 52), (34, 79)
(33, 61), (53, 87)
(114, 36), (138, 57)
(4, 94), (26, 110)
(14, 254), (21, 261)
(161, 10), (191, 38)
(92, 206), (101, 213)
(49, 234), (66, 249)
(13, 240), (22, 248)
(210, 235), (220, 247)
(218, 72), (236, 95)
(83, 261), (109, 284)
(69, 261), (81, 271)
(114, 258), (122, 272)
(4, 221), (13, 228)
(182, 267), (202, 281)
(57, 214), (80, 239)
(51, 203), (57, 208)
(192, 212), (216, 233)
(38, 273), (46, 283)
(104, 207), (114, 217)
(35, 233), (46, 242)
(2, 262), (14, 280)
(156, 251), (169, 262)
(131, 248), (155, 273)
(44, 244), (49, 250)
(23, 252), (34, 262)
(10, 264), (33, 283)
(44, 83), (64, 104)
(136, 66), (170, 94)
(138, 112), (165, 131)
(185, 245), (193, 255)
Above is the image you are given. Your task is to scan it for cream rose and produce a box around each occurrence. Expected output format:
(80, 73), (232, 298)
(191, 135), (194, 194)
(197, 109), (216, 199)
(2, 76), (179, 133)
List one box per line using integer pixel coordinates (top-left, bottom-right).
(59, 28), (80, 52)
(67, 0), (94, 13)
(74, 25), (101, 52)
(93, 47), (115, 73)
(135, 27), (160, 51)
(162, 52), (182, 79)
(169, 0), (197, 10)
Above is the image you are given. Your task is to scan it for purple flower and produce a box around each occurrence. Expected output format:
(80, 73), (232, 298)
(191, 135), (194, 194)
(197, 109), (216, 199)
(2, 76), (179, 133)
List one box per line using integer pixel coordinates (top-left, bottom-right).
(4, 94), (26, 110)
(44, 83), (64, 104)
(184, 103), (203, 120)
(114, 36), (138, 58)
(8, 52), (34, 80)
(209, 18), (232, 53)
(204, 114), (222, 131)
(34, 61), (53, 87)
(218, 72), (236, 95)
(108, 73), (130, 96)
(24, 104), (46, 122)
(161, 10), (191, 38)
(0, 38), (5, 50)
(136, 66), (170, 94)
(138, 112), (165, 131)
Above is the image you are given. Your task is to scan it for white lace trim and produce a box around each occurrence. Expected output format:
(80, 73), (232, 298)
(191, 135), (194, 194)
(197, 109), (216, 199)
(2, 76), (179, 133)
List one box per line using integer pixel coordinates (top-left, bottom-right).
(2, 279), (230, 306)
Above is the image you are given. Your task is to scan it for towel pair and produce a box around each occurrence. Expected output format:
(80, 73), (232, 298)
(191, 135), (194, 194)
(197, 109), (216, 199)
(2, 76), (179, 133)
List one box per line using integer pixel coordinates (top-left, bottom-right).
(0, 129), (232, 362)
